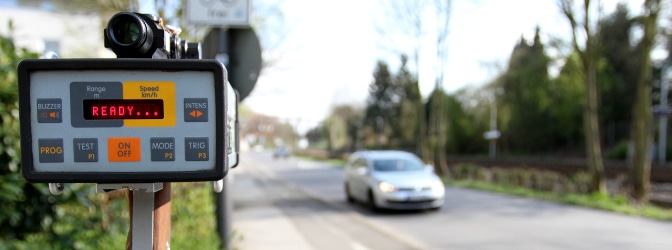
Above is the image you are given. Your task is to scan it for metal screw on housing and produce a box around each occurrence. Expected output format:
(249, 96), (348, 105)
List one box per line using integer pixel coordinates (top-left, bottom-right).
(49, 183), (64, 195)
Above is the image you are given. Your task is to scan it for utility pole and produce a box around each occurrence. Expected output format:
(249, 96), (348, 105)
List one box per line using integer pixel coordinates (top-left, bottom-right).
(489, 94), (497, 158)
(484, 91), (500, 158)
(659, 63), (669, 164)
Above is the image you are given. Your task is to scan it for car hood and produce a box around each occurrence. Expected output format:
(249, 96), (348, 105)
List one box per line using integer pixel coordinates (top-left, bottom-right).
(372, 171), (440, 187)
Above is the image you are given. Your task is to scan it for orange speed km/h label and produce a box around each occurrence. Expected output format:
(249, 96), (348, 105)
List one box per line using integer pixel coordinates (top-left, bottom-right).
(108, 138), (141, 162)
(123, 81), (175, 127)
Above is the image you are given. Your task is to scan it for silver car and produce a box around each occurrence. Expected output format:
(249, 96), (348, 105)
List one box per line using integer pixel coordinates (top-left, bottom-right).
(343, 150), (445, 211)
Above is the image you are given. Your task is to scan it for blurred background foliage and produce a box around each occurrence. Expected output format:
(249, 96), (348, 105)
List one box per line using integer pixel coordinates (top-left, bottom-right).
(313, 3), (671, 161)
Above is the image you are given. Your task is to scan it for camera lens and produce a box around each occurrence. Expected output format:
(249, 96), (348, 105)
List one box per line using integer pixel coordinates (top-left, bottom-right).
(104, 12), (165, 58)
(113, 21), (141, 44)
(107, 13), (147, 47)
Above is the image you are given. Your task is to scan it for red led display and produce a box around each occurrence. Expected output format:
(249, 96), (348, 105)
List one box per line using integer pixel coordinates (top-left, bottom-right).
(83, 99), (164, 120)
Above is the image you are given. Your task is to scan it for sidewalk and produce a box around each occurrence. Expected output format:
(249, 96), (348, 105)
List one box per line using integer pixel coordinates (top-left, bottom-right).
(229, 168), (313, 250)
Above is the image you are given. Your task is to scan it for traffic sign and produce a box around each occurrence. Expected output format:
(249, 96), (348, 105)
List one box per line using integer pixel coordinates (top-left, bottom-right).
(203, 28), (261, 101)
(484, 130), (501, 140)
(185, 0), (251, 27)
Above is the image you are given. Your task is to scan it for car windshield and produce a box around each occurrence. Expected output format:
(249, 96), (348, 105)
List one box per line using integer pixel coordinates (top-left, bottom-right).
(372, 158), (424, 172)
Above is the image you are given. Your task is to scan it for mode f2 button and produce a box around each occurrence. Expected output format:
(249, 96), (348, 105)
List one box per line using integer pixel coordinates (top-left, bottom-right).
(108, 138), (141, 162)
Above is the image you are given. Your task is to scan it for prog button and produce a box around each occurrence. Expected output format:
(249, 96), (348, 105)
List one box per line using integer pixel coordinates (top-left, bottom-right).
(38, 138), (64, 163)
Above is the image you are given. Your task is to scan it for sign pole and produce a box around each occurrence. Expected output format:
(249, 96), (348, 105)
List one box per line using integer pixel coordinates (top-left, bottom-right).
(97, 183), (169, 250)
(214, 28), (233, 249)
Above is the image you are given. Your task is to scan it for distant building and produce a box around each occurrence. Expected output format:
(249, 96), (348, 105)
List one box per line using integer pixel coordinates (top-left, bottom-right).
(0, 6), (114, 58)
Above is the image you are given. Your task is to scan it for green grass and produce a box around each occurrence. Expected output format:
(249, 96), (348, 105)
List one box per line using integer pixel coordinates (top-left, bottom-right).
(170, 182), (222, 249)
(447, 179), (672, 221)
(295, 155), (346, 167)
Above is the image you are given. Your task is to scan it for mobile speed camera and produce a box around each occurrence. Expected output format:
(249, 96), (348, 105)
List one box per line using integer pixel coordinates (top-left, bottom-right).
(17, 12), (239, 183)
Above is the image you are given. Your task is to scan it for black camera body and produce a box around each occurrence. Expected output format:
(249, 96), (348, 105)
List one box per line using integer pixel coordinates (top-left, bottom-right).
(104, 12), (200, 59)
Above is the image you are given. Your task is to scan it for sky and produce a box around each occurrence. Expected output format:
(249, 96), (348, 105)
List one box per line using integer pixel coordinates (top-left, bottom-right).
(243, 0), (575, 131)
(148, 0), (643, 133)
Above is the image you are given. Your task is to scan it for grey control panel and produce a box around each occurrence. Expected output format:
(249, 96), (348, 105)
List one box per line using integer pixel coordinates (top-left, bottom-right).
(18, 59), (229, 183)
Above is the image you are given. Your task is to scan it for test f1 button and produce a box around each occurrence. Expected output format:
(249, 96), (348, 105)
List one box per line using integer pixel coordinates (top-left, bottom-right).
(74, 138), (98, 162)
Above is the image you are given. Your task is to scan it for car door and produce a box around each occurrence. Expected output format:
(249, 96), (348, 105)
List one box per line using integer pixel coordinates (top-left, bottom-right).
(350, 157), (370, 201)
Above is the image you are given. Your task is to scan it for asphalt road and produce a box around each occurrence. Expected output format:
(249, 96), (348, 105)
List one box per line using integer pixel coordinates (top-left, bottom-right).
(232, 151), (672, 250)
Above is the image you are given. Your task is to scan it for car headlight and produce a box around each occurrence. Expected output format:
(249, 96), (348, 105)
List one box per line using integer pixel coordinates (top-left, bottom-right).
(431, 180), (445, 191)
(378, 181), (397, 193)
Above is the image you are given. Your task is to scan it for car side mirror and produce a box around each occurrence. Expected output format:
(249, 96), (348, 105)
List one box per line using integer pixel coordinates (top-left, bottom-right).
(424, 165), (435, 173)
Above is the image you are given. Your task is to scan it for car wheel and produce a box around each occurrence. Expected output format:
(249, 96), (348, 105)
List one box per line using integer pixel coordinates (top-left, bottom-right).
(367, 189), (379, 211)
(345, 183), (355, 203)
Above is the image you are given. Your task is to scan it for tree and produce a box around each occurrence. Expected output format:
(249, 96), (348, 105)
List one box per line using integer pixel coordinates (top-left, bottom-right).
(559, 0), (606, 193)
(596, 4), (638, 148)
(365, 61), (402, 148)
(426, 88), (450, 177)
(548, 52), (585, 151)
(630, 0), (661, 203)
(427, 0), (452, 175)
(324, 104), (364, 152)
(395, 55), (424, 153)
(377, 0), (453, 165)
(498, 28), (554, 153)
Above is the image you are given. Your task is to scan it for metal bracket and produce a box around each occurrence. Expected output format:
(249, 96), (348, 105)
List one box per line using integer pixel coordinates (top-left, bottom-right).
(214, 179), (224, 193)
(97, 183), (163, 249)
(48, 183), (64, 195)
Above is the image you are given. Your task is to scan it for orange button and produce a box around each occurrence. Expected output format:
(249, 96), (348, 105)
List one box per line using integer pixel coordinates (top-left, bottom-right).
(108, 138), (141, 162)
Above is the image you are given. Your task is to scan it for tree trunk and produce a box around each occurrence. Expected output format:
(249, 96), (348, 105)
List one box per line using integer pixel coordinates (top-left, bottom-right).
(631, 79), (652, 202)
(630, 0), (660, 203)
(436, 93), (450, 179)
(429, 90), (450, 179)
(584, 64), (607, 193)
(418, 98), (430, 162)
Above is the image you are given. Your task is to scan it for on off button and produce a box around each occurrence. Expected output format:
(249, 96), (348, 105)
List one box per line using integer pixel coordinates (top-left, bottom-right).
(108, 138), (141, 162)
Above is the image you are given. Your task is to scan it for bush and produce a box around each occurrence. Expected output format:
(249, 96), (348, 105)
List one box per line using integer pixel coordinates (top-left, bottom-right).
(605, 141), (629, 160)
(450, 163), (592, 194)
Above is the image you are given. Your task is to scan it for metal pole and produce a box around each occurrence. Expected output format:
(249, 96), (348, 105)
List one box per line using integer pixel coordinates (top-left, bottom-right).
(659, 64), (668, 164)
(489, 93), (497, 158)
(213, 27), (232, 249)
(132, 189), (155, 249)
(97, 183), (165, 250)
(376, 116), (383, 150)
